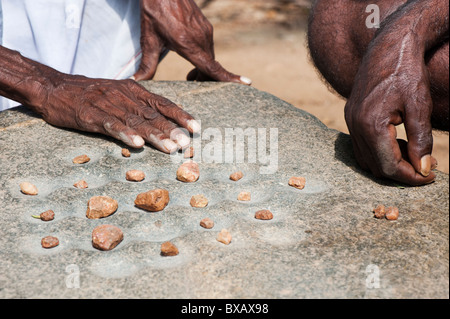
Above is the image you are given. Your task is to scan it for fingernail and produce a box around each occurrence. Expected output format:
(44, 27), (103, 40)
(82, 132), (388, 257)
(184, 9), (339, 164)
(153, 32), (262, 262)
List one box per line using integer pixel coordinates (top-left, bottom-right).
(431, 156), (438, 170)
(240, 76), (252, 85)
(163, 139), (178, 153)
(176, 134), (190, 149)
(129, 76), (136, 80)
(132, 135), (145, 148)
(420, 155), (432, 177)
(187, 120), (201, 134)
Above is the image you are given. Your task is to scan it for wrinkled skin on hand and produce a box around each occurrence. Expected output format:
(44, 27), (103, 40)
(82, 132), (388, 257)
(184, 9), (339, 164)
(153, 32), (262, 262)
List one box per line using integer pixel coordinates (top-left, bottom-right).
(41, 74), (199, 153)
(134, 0), (251, 85)
(308, 0), (449, 186)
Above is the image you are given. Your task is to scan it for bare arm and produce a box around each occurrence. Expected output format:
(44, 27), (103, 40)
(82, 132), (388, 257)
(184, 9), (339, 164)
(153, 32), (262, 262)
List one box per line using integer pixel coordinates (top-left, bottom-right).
(0, 45), (199, 152)
(344, 0), (448, 185)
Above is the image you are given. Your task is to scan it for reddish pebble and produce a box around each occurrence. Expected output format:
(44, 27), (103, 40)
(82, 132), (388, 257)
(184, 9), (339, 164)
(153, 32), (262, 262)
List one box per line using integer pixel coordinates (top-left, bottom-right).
(72, 154), (90, 164)
(122, 148), (131, 157)
(216, 229), (232, 245)
(86, 196), (118, 219)
(20, 182), (38, 195)
(160, 241), (179, 256)
(385, 206), (399, 220)
(255, 210), (273, 220)
(176, 161), (200, 183)
(92, 225), (123, 251)
(373, 205), (386, 219)
(183, 147), (195, 159)
(126, 170), (145, 182)
(230, 171), (243, 181)
(134, 189), (170, 212)
(288, 176), (306, 190)
(36, 210), (55, 221)
(190, 194), (209, 208)
(200, 218), (214, 229)
(41, 236), (59, 249)
(73, 180), (88, 189)
(237, 191), (251, 201)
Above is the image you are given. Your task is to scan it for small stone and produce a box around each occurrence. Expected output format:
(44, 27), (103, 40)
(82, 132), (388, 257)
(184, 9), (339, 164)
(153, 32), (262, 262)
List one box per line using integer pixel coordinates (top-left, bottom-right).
(200, 218), (214, 229)
(190, 194), (208, 208)
(72, 154), (90, 164)
(134, 189), (170, 212)
(34, 210), (55, 221)
(86, 196), (118, 219)
(20, 182), (38, 195)
(255, 209), (273, 220)
(385, 206), (399, 220)
(237, 191), (251, 201)
(373, 205), (386, 219)
(216, 229), (232, 245)
(288, 176), (306, 190)
(230, 171), (243, 181)
(176, 161), (200, 182)
(183, 147), (195, 159)
(126, 170), (145, 182)
(121, 148), (131, 157)
(160, 241), (179, 256)
(92, 225), (123, 251)
(73, 180), (88, 189)
(41, 236), (59, 249)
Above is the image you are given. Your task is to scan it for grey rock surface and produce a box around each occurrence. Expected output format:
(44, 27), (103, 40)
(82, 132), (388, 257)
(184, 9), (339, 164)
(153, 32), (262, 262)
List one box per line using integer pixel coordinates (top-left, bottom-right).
(0, 81), (448, 299)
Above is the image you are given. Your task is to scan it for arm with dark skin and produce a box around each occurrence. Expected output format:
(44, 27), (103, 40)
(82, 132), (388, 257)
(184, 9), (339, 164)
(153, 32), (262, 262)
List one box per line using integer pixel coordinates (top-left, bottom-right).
(0, 45), (199, 152)
(344, 0), (448, 185)
(133, 0), (252, 85)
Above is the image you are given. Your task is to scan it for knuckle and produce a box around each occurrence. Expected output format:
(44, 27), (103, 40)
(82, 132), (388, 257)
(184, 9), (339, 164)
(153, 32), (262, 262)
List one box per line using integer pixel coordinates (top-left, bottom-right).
(125, 113), (146, 128)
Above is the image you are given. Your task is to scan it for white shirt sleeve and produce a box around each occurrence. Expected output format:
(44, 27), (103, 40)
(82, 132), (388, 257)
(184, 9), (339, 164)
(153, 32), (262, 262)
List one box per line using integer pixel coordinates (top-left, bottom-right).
(0, 0), (142, 111)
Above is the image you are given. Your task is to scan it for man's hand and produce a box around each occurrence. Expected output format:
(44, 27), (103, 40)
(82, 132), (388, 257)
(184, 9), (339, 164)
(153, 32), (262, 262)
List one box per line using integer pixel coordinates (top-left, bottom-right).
(42, 75), (199, 152)
(0, 46), (199, 153)
(133, 0), (252, 85)
(344, 0), (447, 186)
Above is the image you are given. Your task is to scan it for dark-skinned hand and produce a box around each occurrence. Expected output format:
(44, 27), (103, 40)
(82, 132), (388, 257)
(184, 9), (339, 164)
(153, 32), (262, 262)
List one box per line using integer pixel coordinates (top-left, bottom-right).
(133, 0), (252, 85)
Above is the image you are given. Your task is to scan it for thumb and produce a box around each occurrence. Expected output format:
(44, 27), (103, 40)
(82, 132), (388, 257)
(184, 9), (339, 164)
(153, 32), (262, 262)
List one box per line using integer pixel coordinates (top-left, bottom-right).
(133, 49), (160, 81)
(133, 31), (162, 81)
(404, 92), (436, 177)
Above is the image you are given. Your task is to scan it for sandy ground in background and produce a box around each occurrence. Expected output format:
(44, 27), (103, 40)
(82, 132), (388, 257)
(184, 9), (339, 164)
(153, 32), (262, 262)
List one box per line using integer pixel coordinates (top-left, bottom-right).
(154, 21), (449, 174)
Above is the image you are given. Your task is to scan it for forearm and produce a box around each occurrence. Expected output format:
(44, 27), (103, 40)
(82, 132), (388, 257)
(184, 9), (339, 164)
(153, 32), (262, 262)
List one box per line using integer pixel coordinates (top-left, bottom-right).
(374, 0), (449, 54)
(0, 45), (61, 114)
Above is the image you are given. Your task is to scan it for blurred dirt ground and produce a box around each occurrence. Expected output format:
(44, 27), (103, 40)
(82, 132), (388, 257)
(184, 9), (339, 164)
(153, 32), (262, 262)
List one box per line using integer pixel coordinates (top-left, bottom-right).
(154, 0), (449, 173)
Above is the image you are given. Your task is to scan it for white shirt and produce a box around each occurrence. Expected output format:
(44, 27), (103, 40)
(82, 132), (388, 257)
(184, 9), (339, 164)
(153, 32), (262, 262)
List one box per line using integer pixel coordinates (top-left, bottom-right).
(0, 0), (142, 111)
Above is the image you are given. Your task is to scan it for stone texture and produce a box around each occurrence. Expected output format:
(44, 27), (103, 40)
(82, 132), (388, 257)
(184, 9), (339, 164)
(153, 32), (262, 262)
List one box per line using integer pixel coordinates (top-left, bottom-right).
(176, 161), (200, 182)
(41, 236), (59, 249)
(230, 171), (243, 181)
(72, 154), (90, 164)
(134, 189), (170, 212)
(91, 225), (123, 251)
(73, 180), (88, 189)
(19, 182), (38, 195)
(254, 209), (274, 220)
(216, 229), (232, 245)
(288, 176), (306, 190)
(0, 81), (448, 299)
(160, 242), (179, 256)
(34, 210), (55, 222)
(125, 170), (145, 182)
(86, 196), (118, 219)
(200, 218), (215, 229)
(237, 191), (251, 201)
(190, 194), (209, 208)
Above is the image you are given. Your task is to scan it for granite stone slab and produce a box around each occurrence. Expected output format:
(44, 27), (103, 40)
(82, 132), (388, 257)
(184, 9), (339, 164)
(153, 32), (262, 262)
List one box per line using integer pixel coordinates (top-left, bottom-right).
(0, 81), (448, 299)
